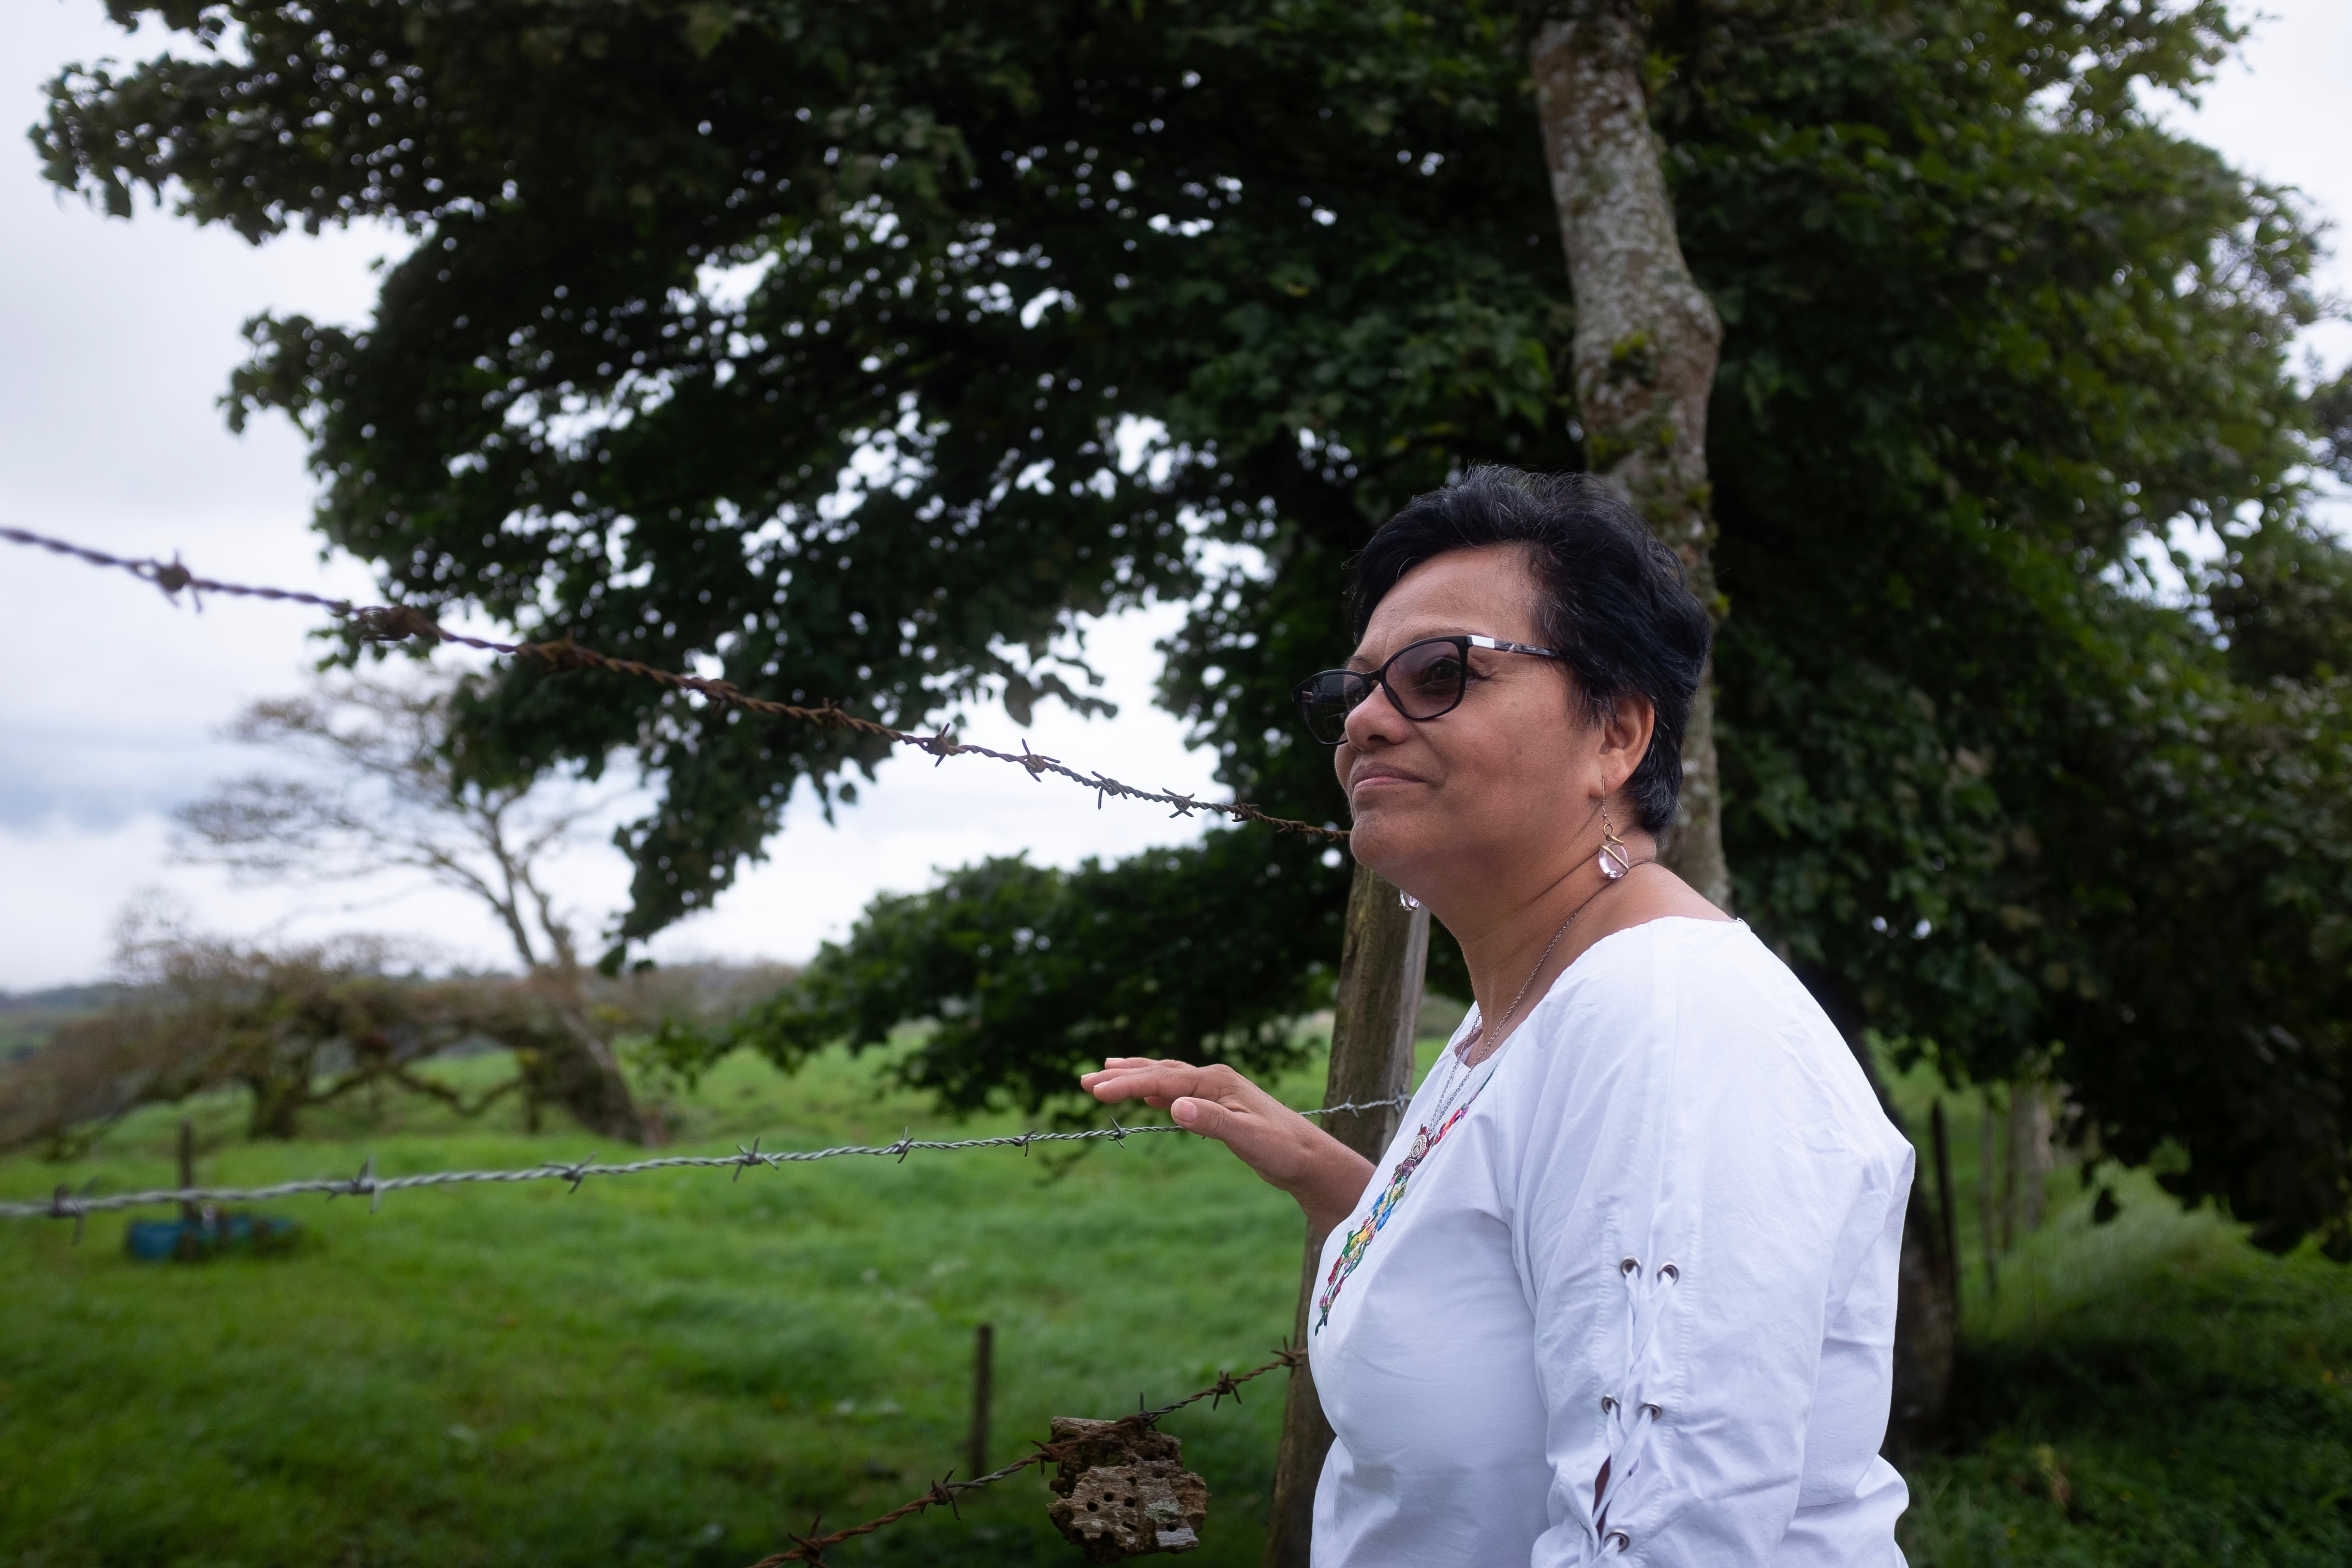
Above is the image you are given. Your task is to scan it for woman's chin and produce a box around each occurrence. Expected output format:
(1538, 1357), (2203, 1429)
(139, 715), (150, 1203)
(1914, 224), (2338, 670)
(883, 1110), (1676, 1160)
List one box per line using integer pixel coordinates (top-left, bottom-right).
(1344, 810), (1435, 881)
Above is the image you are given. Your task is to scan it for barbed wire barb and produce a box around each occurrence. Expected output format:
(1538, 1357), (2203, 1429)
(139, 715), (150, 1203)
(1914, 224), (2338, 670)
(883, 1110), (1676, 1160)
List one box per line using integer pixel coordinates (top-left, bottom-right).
(51, 1183), (90, 1243)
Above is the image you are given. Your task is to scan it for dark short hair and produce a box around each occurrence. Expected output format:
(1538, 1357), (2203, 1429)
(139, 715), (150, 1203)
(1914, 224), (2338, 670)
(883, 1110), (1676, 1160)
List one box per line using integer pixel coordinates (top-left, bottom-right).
(1347, 467), (1712, 835)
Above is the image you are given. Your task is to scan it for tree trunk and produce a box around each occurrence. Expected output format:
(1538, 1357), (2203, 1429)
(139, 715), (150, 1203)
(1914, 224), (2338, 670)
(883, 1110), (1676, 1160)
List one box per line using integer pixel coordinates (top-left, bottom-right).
(533, 968), (648, 1143)
(2004, 1071), (2053, 1243)
(1979, 1091), (2001, 1298)
(1263, 863), (1429, 1568)
(542, 1033), (645, 1142)
(243, 1071), (311, 1140)
(1529, 1), (1730, 908)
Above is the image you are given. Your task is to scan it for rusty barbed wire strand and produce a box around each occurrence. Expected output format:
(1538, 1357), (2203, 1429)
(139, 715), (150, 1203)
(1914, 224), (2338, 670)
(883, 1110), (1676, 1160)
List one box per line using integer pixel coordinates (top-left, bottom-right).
(0, 1095), (1415, 1221)
(0, 525), (1346, 843)
(739, 1345), (1307, 1567)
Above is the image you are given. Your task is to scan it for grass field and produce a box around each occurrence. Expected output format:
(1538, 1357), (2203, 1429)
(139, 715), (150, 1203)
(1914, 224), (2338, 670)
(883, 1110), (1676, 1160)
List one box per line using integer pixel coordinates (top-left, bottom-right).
(2, 1036), (2347, 1567)
(1894, 1112), (2352, 1567)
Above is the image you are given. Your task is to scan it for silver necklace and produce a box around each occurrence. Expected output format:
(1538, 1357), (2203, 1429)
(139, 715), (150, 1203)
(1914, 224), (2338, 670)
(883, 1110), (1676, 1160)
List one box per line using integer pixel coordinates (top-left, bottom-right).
(1431, 861), (1652, 1126)
(1418, 925), (1562, 1134)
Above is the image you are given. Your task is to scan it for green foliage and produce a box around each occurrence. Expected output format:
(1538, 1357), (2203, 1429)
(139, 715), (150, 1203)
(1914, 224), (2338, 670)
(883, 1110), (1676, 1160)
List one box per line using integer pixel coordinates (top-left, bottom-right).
(2208, 517), (2352, 683)
(1899, 1187), (2352, 1567)
(683, 834), (1337, 1111)
(2309, 367), (2352, 484)
(1859, 1058), (2352, 1565)
(37, 0), (2352, 1243)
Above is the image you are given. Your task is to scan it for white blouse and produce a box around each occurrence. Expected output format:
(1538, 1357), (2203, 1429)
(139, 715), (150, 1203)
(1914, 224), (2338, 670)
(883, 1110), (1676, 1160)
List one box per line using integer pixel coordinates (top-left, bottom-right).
(1307, 917), (1913, 1567)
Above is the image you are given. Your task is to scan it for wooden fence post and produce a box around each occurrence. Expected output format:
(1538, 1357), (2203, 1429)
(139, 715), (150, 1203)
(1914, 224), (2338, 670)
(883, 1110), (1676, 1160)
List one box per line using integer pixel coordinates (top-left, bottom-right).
(1929, 1100), (1959, 1306)
(969, 1322), (994, 1481)
(1262, 861), (1429, 1568)
(178, 1119), (198, 1226)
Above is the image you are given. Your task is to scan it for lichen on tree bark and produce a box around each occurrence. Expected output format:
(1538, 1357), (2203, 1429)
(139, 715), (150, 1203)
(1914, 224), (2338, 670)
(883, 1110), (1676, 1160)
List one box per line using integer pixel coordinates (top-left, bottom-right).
(1529, 0), (1730, 908)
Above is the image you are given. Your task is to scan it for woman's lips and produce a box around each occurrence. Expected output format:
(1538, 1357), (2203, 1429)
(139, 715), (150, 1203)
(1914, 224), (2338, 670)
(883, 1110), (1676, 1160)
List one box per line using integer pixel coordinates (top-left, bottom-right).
(1348, 768), (1425, 794)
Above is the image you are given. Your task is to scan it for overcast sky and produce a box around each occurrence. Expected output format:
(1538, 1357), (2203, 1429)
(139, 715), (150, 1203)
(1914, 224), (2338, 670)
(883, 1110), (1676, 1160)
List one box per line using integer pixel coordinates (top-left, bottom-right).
(3, 0), (2347, 992)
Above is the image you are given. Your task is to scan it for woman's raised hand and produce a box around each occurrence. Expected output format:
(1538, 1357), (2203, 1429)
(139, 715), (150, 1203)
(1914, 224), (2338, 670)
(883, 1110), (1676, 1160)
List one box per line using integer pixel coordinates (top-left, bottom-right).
(1079, 1057), (1375, 1236)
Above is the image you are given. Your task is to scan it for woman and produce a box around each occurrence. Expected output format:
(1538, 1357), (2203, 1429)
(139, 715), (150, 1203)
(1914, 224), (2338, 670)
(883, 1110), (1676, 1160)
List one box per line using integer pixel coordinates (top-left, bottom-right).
(1083, 469), (1912, 1566)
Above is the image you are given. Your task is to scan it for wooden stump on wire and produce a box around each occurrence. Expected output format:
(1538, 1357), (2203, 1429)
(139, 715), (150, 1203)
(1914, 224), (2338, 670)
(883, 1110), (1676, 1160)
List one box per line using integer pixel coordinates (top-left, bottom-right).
(1263, 861), (1429, 1568)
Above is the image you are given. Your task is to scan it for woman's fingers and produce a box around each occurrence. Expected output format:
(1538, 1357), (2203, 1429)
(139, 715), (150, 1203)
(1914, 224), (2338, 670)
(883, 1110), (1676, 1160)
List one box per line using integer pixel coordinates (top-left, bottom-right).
(1084, 1062), (1285, 1146)
(1077, 1057), (1168, 1094)
(1078, 1057), (1303, 1170)
(1170, 1093), (1319, 1190)
(1080, 1058), (1230, 1109)
(1072, 1057), (1373, 1230)
(1169, 1095), (1228, 1137)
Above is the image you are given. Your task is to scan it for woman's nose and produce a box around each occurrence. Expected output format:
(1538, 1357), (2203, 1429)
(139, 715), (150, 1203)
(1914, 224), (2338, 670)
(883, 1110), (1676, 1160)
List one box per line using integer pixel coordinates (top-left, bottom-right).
(1342, 678), (1413, 748)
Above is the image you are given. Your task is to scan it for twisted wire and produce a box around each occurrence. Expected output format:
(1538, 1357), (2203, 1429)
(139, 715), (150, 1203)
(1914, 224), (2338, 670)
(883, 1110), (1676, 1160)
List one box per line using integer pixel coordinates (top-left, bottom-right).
(0, 526), (1345, 843)
(0, 1096), (1414, 1221)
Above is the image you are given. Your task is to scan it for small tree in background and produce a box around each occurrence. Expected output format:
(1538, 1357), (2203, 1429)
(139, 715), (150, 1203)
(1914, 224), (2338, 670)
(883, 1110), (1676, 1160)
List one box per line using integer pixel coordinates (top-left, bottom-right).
(1, 915), (491, 1150)
(174, 672), (651, 1142)
(0, 904), (791, 1154)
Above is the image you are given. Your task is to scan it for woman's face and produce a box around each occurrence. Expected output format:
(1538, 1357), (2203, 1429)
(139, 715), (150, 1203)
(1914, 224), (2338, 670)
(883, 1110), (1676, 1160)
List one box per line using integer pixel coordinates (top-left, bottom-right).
(1335, 546), (1644, 897)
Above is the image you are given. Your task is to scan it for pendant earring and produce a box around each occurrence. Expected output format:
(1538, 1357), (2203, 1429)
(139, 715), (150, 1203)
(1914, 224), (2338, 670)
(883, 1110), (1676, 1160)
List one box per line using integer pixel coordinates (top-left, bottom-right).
(1597, 808), (1633, 881)
(1398, 889), (1423, 911)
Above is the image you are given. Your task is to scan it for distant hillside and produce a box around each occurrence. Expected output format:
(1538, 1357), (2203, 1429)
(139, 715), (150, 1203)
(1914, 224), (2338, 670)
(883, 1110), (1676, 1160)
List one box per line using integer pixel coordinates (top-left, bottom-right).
(0, 984), (121, 1061)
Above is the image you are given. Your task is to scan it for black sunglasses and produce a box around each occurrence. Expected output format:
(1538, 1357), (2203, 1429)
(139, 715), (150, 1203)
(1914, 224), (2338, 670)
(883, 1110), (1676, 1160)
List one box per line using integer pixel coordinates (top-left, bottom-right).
(1292, 634), (1565, 745)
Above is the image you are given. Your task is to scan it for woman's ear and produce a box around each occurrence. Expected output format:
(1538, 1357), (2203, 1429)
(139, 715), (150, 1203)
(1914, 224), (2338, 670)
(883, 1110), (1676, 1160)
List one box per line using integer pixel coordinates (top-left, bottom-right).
(1596, 693), (1657, 797)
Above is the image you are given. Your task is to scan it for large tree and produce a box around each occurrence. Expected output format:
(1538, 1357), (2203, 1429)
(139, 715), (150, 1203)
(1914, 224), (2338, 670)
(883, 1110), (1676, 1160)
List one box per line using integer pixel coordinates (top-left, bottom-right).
(41, 0), (2352, 1265)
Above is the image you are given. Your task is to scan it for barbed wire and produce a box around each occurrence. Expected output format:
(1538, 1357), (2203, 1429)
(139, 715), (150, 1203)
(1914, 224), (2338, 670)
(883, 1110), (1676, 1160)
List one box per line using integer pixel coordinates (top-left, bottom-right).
(0, 1095), (1414, 1222)
(741, 1345), (1303, 1566)
(4, 523), (1390, 1566)
(1, 525), (1346, 844)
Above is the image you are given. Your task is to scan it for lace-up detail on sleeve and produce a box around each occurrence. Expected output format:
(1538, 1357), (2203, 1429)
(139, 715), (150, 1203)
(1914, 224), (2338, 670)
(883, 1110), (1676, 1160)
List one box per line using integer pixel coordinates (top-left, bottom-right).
(1588, 1256), (1682, 1556)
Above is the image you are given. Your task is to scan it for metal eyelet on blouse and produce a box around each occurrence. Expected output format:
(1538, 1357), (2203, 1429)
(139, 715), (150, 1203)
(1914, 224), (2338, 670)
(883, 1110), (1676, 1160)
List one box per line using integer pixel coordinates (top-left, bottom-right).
(1605, 1528), (1632, 1552)
(1619, 1256), (1642, 1277)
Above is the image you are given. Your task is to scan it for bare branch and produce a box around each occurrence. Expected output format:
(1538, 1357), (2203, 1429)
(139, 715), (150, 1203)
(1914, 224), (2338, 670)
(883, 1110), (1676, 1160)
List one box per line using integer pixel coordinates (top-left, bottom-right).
(161, 667), (652, 1140)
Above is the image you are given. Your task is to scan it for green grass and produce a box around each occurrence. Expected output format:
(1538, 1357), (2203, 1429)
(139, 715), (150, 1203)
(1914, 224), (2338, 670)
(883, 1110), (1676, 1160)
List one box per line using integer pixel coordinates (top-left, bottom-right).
(1883, 1065), (2352, 1567)
(0, 1044), (1334, 1568)
(2, 1038), (2346, 1567)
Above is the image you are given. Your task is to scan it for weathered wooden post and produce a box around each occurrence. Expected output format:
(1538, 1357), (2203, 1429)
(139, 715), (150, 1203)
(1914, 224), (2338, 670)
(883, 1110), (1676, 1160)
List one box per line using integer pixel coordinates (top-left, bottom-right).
(1930, 1099), (1959, 1307)
(178, 1119), (199, 1226)
(969, 1321), (994, 1480)
(1263, 861), (1429, 1568)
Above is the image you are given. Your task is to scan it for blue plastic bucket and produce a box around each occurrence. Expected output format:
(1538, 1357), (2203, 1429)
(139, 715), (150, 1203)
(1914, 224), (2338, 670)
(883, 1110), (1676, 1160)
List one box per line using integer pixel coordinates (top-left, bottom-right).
(123, 1212), (299, 1261)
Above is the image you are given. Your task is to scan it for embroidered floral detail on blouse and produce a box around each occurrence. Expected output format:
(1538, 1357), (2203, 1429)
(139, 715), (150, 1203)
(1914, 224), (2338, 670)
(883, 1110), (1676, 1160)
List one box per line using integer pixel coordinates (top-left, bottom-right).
(1313, 1098), (1481, 1332)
